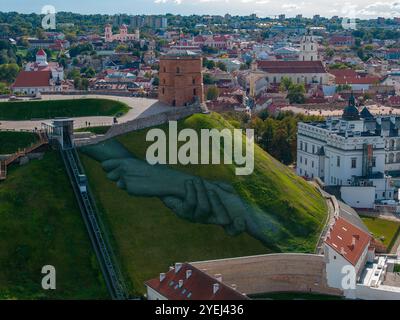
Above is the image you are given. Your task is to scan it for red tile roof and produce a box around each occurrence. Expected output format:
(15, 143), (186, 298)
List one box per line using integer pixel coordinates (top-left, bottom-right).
(257, 60), (327, 74)
(325, 217), (371, 266)
(12, 71), (51, 88)
(37, 49), (46, 56)
(145, 263), (248, 300)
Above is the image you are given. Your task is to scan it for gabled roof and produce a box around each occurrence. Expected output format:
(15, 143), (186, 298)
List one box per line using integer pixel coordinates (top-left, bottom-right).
(37, 49), (47, 56)
(145, 263), (248, 300)
(257, 60), (327, 74)
(325, 217), (371, 266)
(12, 71), (51, 88)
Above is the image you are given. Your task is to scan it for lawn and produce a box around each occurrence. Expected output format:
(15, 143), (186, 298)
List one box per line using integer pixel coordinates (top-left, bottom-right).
(0, 151), (108, 299)
(76, 126), (111, 135)
(361, 216), (400, 250)
(79, 112), (327, 296)
(0, 98), (129, 121)
(0, 131), (38, 154)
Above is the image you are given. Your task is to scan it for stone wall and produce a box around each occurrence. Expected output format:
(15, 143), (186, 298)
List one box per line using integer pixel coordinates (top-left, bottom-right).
(75, 105), (201, 147)
(191, 253), (343, 297)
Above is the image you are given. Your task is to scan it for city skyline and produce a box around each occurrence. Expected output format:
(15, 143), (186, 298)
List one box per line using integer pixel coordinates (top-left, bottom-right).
(2, 0), (400, 19)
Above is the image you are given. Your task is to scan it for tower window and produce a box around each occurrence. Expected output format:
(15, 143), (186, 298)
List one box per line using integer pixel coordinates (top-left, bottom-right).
(193, 89), (197, 95)
(192, 78), (195, 85)
(176, 67), (180, 73)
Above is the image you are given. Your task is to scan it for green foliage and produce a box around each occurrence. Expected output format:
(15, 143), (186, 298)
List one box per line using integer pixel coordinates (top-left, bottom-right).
(361, 216), (400, 250)
(216, 61), (227, 72)
(203, 73), (216, 85)
(336, 84), (352, 92)
(0, 132), (38, 154)
(223, 110), (323, 165)
(79, 113), (327, 295)
(206, 86), (219, 100)
(0, 63), (19, 84)
(287, 83), (306, 104)
(0, 99), (129, 120)
(0, 151), (108, 299)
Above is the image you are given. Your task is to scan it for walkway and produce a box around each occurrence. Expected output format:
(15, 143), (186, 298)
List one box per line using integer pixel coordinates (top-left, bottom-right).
(0, 130), (48, 180)
(0, 95), (175, 131)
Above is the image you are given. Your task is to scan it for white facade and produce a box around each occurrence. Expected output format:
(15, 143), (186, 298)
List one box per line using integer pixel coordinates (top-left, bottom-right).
(297, 115), (397, 203)
(299, 34), (319, 62)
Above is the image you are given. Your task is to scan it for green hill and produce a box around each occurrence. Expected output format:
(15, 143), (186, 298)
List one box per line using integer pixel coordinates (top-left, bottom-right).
(0, 131), (38, 154)
(79, 112), (327, 296)
(0, 151), (108, 299)
(0, 98), (129, 120)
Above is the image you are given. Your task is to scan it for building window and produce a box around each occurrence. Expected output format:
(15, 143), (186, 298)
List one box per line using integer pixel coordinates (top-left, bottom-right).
(351, 158), (357, 169)
(176, 67), (180, 73)
(300, 141), (303, 151)
(163, 67), (166, 72)
(372, 157), (376, 167)
(193, 88), (197, 96)
(300, 156), (303, 163)
(305, 158), (308, 165)
(312, 161), (314, 168)
(305, 142), (308, 153)
(336, 156), (340, 167)
(312, 145), (315, 154)
(162, 88), (165, 94)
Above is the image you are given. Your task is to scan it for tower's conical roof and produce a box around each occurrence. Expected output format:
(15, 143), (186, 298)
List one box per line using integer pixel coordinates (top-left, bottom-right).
(342, 92), (360, 121)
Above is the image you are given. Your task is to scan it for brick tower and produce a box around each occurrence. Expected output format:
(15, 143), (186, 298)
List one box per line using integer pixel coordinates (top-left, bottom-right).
(158, 50), (204, 107)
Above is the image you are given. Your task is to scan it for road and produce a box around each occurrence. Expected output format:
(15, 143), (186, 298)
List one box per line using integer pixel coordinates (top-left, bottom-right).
(0, 94), (175, 131)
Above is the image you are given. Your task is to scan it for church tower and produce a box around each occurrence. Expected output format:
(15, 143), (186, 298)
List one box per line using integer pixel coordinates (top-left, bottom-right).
(105, 24), (113, 42)
(299, 30), (319, 61)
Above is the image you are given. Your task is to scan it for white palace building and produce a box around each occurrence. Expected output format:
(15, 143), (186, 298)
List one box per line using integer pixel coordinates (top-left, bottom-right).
(296, 93), (400, 208)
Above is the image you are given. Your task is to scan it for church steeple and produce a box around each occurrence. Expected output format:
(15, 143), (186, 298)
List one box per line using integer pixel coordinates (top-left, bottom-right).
(342, 92), (360, 121)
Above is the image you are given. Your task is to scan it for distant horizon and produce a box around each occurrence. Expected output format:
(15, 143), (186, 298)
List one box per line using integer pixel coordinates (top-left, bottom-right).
(1, 0), (399, 19)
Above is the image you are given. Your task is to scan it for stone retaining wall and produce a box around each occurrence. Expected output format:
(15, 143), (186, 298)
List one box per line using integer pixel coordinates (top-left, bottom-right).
(191, 253), (343, 297)
(75, 105), (201, 146)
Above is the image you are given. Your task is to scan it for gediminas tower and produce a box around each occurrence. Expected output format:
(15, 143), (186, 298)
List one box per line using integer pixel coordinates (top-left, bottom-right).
(158, 50), (204, 107)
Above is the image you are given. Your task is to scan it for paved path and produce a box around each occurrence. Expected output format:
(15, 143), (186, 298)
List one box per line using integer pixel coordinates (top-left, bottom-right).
(0, 95), (175, 131)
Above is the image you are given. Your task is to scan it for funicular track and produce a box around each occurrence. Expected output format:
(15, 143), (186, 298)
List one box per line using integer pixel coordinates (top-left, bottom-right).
(59, 135), (128, 300)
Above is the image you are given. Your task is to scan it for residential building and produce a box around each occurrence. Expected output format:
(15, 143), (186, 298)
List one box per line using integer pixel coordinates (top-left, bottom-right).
(145, 262), (248, 300)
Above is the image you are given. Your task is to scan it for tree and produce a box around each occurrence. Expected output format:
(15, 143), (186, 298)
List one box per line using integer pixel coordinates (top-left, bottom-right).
(287, 83), (306, 104)
(206, 86), (219, 101)
(216, 61), (227, 72)
(203, 73), (216, 85)
(0, 63), (19, 83)
(279, 76), (293, 92)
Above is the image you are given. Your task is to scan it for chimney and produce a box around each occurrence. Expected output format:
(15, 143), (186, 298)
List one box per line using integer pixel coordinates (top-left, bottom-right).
(231, 284), (237, 291)
(169, 266), (174, 271)
(186, 269), (192, 279)
(179, 280), (184, 288)
(159, 273), (166, 282)
(175, 262), (182, 273)
(340, 247), (346, 255)
(213, 283), (220, 295)
(352, 236), (356, 246)
(215, 274), (223, 282)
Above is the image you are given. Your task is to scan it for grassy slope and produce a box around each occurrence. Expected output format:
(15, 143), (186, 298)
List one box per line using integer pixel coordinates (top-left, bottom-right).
(0, 99), (129, 120)
(80, 112), (327, 296)
(0, 132), (38, 154)
(361, 216), (400, 249)
(0, 151), (108, 299)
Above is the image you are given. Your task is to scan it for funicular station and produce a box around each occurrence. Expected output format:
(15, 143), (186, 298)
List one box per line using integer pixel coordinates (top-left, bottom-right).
(41, 118), (128, 300)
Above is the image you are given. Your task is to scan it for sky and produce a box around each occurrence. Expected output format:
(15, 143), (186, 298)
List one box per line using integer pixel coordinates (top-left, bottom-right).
(1, 0), (400, 19)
